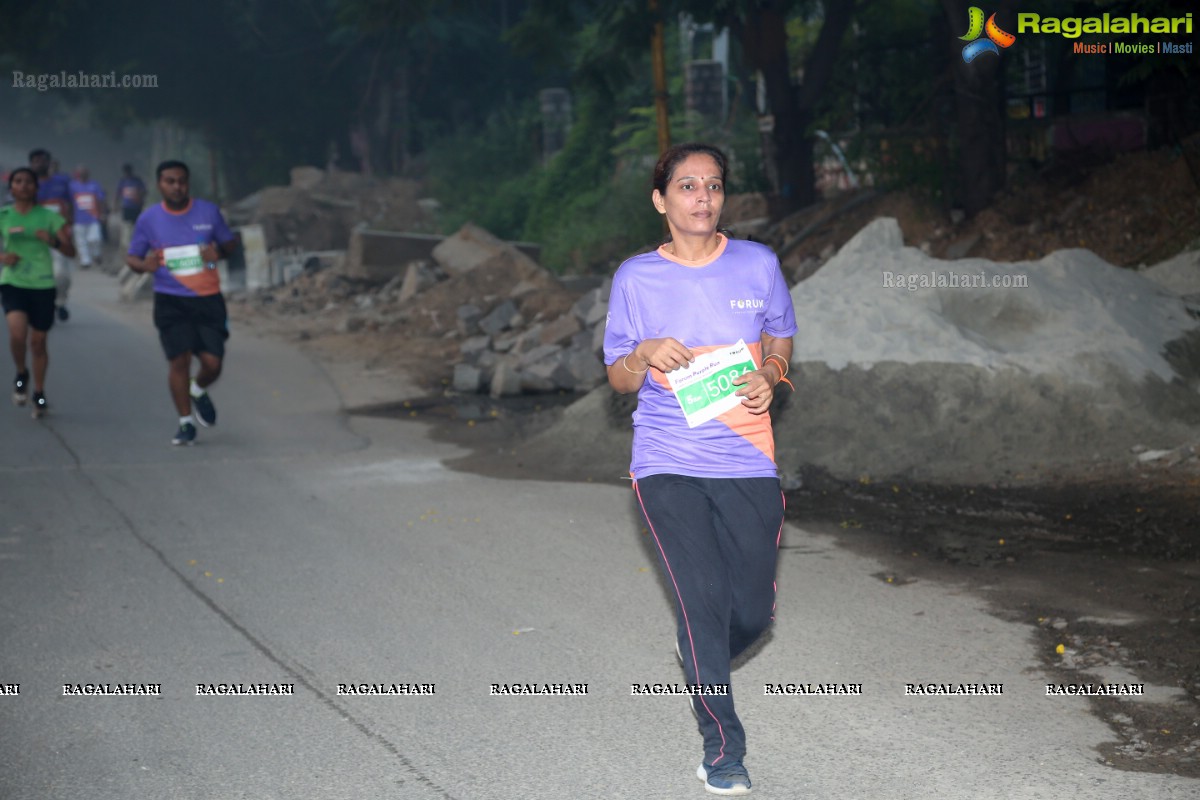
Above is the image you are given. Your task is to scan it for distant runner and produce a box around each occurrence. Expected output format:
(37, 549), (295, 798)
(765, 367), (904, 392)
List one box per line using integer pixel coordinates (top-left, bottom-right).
(1, 168), (77, 418)
(126, 160), (239, 446)
(115, 163), (146, 248)
(29, 150), (75, 322)
(69, 166), (107, 270)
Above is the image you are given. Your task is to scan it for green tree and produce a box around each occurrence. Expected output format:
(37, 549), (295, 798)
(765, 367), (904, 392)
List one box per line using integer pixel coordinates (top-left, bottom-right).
(509, 0), (864, 219)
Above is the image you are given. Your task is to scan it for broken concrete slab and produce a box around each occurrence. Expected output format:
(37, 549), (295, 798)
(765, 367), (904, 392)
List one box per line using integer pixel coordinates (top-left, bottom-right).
(456, 304), (483, 336)
(478, 299), (520, 337)
(571, 286), (609, 327)
(460, 335), (492, 361)
(397, 261), (439, 304)
(518, 343), (563, 369)
(539, 313), (582, 346)
(430, 223), (543, 275)
(346, 229), (446, 282)
(489, 360), (523, 398)
(453, 363), (483, 393)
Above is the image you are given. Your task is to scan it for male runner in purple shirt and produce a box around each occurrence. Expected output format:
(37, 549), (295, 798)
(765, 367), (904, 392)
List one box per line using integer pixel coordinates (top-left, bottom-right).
(127, 160), (239, 446)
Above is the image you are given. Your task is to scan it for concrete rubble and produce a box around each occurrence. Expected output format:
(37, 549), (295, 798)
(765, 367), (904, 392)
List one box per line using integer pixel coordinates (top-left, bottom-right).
(218, 169), (589, 401)
(429, 224), (609, 397)
(225, 166), (435, 252)
(238, 220), (609, 397)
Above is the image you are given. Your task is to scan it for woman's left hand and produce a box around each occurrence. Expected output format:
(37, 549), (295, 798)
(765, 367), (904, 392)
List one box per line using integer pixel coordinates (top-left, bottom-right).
(733, 366), (778, 415)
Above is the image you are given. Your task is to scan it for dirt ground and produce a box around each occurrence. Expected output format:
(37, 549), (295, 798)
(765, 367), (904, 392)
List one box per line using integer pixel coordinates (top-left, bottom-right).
(228, 137), (1200, 778)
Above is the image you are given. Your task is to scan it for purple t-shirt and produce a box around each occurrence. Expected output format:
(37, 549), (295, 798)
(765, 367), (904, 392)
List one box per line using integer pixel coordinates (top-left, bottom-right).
(36, 173), (73, 220)
(117, 176), (146, 210)
(128, 199), (235, 297)
(70, 180), (106, 225)
(604, 236), (797, 480)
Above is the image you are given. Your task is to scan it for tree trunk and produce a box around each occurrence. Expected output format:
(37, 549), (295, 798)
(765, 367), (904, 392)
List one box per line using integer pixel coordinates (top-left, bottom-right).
(941, 0), (1010, 216)
(733, 1), (857, 217)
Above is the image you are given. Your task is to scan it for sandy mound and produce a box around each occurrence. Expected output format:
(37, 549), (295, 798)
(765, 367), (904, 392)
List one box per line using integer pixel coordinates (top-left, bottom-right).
(792, 219), (1198, 383)
(1142, 248), (1200, 303)
(771, 218), (1200, 482)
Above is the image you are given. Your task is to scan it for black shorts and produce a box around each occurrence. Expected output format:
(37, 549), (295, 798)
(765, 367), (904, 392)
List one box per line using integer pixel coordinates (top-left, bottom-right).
(153, 292), (229, 360)
(1, 284), (57, 332)
(122, 207), (141, 223)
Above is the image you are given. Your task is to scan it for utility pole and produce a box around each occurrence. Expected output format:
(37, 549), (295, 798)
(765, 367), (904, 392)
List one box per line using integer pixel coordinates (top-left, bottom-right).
(650, 0), (671, 156)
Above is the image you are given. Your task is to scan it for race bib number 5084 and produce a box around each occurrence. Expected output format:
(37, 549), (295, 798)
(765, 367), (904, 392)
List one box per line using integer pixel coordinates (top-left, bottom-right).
(665, 339), (756, 428)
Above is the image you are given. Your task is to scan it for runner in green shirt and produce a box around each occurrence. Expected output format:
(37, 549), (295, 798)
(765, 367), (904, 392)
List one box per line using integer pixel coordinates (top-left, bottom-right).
(1, 168), (76, 417)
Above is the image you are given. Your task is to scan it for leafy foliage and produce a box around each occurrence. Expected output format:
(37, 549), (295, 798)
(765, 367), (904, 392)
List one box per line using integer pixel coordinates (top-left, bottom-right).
(425, 104), (542, 239)
(5, 0), (1194, 268)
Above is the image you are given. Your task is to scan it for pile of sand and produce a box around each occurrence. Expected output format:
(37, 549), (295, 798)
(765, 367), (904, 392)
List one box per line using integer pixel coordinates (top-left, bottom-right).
(769, 218), (1200, 482)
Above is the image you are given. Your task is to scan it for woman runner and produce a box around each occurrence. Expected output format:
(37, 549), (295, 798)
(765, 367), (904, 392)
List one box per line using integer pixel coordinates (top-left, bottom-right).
(604, 143), (797, 796)
(1, 167), (76, 417)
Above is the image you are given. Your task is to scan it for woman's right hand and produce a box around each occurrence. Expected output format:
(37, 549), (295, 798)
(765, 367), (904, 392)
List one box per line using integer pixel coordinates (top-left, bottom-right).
(634, 337), (694, 373)
(607, 337), (695, 394)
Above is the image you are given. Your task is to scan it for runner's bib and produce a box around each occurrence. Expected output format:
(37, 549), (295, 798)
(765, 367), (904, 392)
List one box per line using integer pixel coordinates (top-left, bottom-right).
(162, 244), (205, 276)
(664, 339), (757, 428)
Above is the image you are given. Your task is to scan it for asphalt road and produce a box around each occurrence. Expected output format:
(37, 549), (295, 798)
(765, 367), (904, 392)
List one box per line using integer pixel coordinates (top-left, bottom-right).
(1, 270), (1196, 800)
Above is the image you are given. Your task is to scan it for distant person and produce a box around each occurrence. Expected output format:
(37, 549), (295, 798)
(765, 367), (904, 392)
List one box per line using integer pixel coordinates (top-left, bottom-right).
(69, 166), (107, 270)
(604, 143), (796, 796)
(349, 124), (371, 177)
(1, 168), (77, 417)
(115, 163), (146, 246)
(126, 160), (239, 446)
(29, 149), (75, 322)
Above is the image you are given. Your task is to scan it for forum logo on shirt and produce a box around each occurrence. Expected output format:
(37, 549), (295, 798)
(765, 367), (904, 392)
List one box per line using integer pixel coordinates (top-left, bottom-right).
(959, 7), (1016, 62)
(729, 298), (765, 313)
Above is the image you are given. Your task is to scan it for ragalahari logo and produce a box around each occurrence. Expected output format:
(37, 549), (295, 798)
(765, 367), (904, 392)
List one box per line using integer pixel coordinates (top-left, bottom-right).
(959, 7), (1016, 62)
